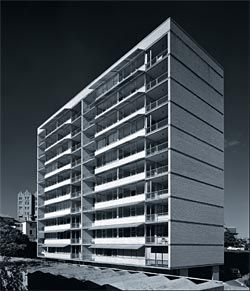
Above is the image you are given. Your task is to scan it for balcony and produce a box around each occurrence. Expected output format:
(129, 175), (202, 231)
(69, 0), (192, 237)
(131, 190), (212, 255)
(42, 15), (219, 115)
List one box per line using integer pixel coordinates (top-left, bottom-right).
(72, 158), (81, 168)
(45, 148), (71, 166)
(71, 191), (81, 199)
(44, 193), (71, 206)
(146, 119), (168, 134)
(71, 112), (81, 122)
(72, 143), (81, 152)
(146, 72), (168, 92)
(45, 117), (72, 138)
(146, 212), (169, 223)
(95, 107), (145, 138)
(45, 133), (72, 152)
(145, 236), (168, 245)
(71, 253), (81, 259)
(82, 152), (95, 164)
(44, 208), (71, 219)
(93, 255), (145, 266)
(146, 95), (168, 113)
(45, 163), (71, 179)
(71, 238), (81, 244)
(146, 165), (168, 178)
(146, 142), (168, 156)
(72, 175), (81, 183)
(71, 206), (81, 214)
(95, 128), (145, 156)
(93, 237), (145, 245)
(95, 170), (145, 193)
(44, 177), (71, 192)
(146, 259), (168, 267)
(44, 223), (71, 232)
(83, 102), (95, 114)
(95, 193), (145, 211)
(71, 222), (81, 228)
(93, 215), (145, 228)
(95, 150), (145, 175)
(44, 238), (71, 245)
(72, 127), (81, 137)
(146, 49), (168, 70)
(95, 61), (145, 103)
(43, 252), (71, 260)
(146, 189), (168, 202)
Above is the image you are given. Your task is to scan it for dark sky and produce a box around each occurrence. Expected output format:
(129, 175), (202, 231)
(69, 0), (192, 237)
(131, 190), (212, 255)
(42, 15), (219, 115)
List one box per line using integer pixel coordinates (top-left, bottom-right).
(1, 1), (249, 237)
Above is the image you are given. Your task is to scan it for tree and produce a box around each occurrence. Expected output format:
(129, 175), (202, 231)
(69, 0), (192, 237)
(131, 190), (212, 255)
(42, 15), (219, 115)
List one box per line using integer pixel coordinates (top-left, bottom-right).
(0, 257), (27, 291)
(0, 221), (36, 258)
(224, 228), (238, 247)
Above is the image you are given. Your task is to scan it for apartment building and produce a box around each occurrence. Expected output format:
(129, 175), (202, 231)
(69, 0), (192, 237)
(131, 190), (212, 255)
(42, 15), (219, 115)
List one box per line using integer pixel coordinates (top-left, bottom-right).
(17, 190), (36, 221)
(37, 18), (224, 277)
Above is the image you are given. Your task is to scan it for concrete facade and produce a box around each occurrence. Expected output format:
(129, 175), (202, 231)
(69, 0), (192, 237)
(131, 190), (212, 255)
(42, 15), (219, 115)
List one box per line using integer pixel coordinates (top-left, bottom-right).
(37, 18), (224, 272)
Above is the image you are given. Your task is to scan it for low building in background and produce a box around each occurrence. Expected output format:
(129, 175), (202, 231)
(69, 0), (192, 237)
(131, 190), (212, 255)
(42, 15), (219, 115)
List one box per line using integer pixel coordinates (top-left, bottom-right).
(19, 220), (37, 242)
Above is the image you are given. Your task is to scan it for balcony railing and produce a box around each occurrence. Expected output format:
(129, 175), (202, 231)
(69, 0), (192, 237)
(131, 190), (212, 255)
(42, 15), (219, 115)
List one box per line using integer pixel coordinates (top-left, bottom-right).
(71, 253), (81, 259)
(71, 191), (81, 198)
(146, 165), (168, 178)
(46, 162), (71, 175)
(97, 126), (144, 152)
(146, 141), (168, 156)
(71, 238), (81, 244)
(146, 119), (168, 134)
(146, 189), (168, 201)
(45, 192), (70, 202)
(146, 49), (168, 69)
(96, 84), (145, 118)
(146, 236), (168, 244)
(72, 112), (81, 121)
(72, 128), (81, 137)
(72, 159), (81, 167)
(146, 95), (168, 112)
(96, 167), (144, 186)
(146, 212), (168, 222)
(45, 116), (71, 137)
(83, 102), (95, 114)
(95, 52), (145, 102)
(72, 143), (81, 152)
(72, 175), (81, 183)
(71, 207), (81, 213)
(96, 146), (144, 169)
(146, 259), (168, 266)
(146, 72), (168, 91)
(45, 176), (70, 188)
(96, 103), (144, 134)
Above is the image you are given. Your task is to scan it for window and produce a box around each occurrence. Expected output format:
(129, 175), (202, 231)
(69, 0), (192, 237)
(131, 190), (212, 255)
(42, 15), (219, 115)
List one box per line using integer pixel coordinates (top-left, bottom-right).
(124, 228), (130, 237)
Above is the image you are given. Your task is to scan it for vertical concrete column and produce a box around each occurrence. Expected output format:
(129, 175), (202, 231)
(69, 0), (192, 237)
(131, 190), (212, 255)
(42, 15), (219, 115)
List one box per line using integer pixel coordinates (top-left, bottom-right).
(212, 265), (220, 280)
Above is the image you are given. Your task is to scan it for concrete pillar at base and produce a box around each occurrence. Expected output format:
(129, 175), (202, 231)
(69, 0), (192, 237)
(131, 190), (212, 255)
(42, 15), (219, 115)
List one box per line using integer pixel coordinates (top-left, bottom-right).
(212, 265), (220, 280)
(179, 268), (188, 277)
